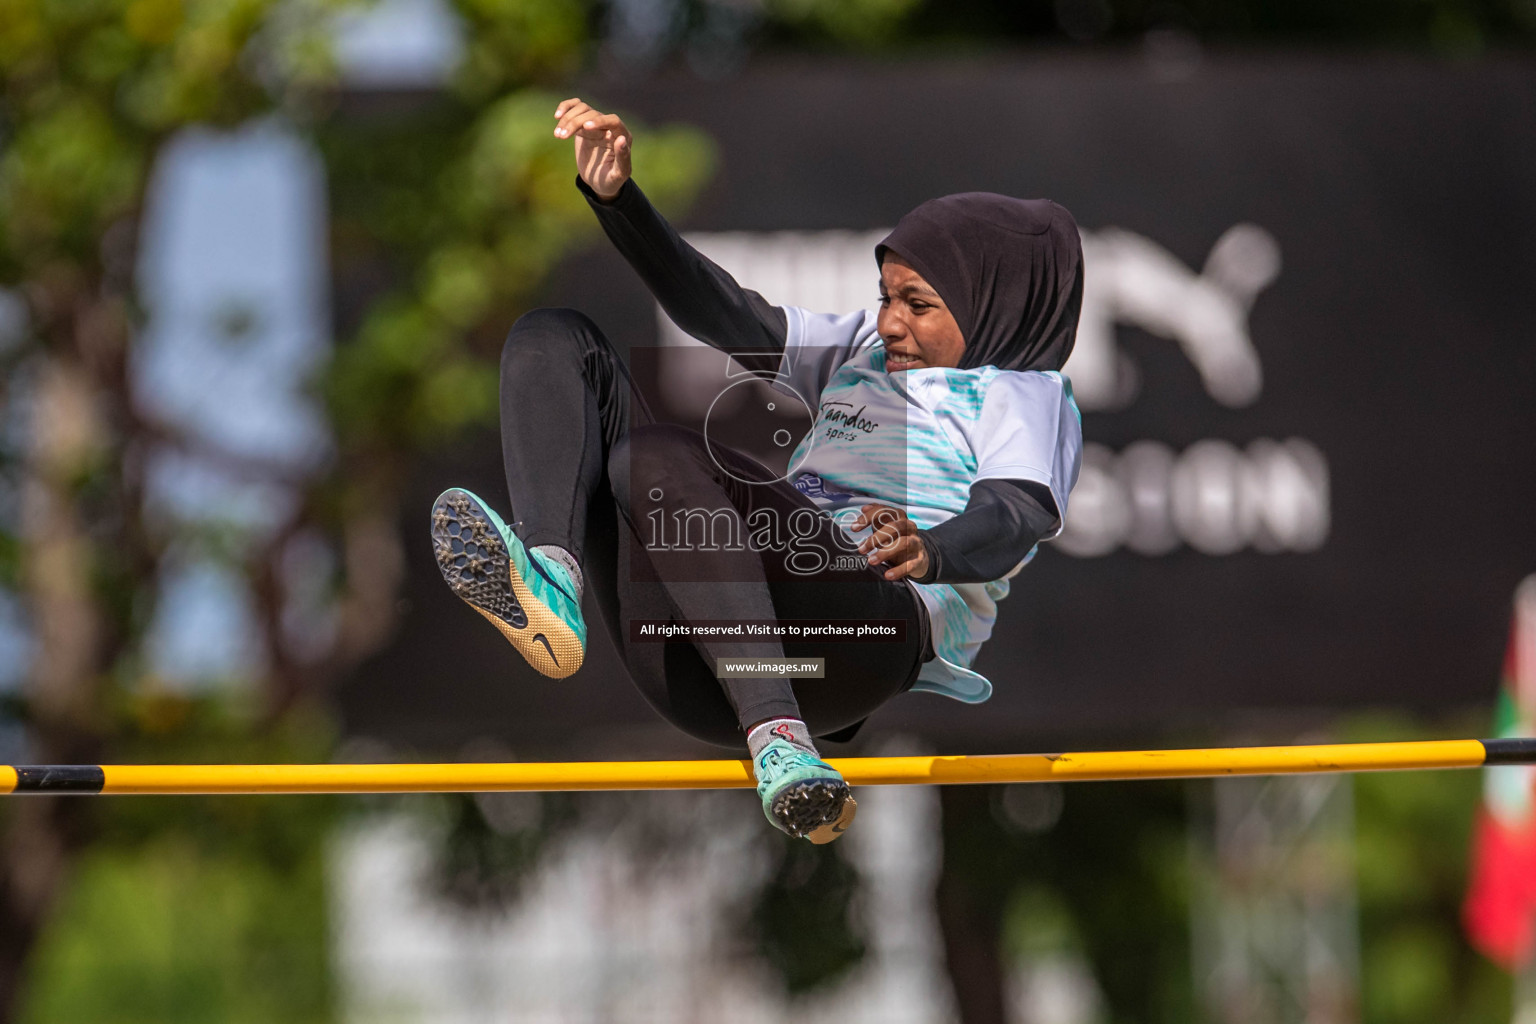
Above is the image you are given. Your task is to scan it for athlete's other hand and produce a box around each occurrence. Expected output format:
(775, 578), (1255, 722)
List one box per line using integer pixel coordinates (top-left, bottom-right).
(554, 97), (631, 201)
(852, 504), (930, 582)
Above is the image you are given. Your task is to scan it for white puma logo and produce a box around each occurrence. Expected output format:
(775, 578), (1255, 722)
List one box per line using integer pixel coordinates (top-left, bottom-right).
(1069, 224), (1281, 410)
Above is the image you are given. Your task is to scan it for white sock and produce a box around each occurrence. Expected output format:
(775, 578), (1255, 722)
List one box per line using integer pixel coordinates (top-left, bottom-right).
(531, 544), (583, 601)
(747, 718), (818, 760)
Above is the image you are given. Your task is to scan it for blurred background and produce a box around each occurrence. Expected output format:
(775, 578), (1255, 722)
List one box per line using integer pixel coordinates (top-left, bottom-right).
(1, 0), (1535, 1020)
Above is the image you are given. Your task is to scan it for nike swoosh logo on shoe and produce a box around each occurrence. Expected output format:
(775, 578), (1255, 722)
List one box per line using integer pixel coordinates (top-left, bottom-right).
(532, 633), (559, 665)
(527, 555), (578, 605)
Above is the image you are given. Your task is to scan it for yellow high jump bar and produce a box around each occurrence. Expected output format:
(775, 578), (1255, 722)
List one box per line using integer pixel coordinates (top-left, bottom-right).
(1, 738), (1533, 795)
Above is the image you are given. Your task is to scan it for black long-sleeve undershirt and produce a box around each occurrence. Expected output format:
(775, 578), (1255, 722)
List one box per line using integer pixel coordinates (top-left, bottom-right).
(910, 479), (1059, 585)
(579, 175), (1059, 584)
(579, 176), (785, 373)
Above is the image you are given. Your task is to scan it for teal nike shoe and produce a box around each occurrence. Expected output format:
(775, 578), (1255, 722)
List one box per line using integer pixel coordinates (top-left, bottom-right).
(753, 738), (857, 844)
(431, 487), (586, 679)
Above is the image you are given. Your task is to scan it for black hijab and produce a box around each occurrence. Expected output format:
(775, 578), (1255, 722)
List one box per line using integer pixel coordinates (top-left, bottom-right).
(875, 192), (1084, 373)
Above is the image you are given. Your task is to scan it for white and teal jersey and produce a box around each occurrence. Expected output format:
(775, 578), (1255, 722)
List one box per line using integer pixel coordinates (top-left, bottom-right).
(773, 306), (1083, 703)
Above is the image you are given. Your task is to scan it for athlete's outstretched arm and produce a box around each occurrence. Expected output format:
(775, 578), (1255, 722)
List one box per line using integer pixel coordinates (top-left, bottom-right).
(554, 98), (787, 365)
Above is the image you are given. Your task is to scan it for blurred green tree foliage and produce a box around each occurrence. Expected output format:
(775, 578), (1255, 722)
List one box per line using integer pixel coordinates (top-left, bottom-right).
(18, 706), (339, 1024)
(0, 0), (340, 1015)
(0, 0), (715, 1017)
(933, 730), (1516, 1024)
(746, 831), (868, 994)
(1346, 715), (1513, 1024)
(937, 780), (1193, 1024)
(0, 0), (931, 1015)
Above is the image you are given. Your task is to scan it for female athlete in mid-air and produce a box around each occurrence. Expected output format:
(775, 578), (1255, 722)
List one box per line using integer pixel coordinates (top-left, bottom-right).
(431, 98), (1084, 844)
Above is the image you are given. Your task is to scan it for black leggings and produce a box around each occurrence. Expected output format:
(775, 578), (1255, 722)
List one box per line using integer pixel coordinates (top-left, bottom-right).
(499, 307), (929, 749)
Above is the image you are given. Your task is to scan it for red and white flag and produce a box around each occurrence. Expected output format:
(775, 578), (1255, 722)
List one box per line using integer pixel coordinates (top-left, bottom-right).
(1464, 576), (1536, 970)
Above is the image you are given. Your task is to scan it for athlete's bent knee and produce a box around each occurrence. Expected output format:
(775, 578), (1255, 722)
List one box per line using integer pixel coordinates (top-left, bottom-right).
(503, 307), (602, 366)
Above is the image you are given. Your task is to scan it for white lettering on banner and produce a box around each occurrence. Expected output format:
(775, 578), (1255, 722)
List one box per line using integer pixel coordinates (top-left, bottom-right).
(658, 223), (1326, 559)
(1055, 440), (1329, 557)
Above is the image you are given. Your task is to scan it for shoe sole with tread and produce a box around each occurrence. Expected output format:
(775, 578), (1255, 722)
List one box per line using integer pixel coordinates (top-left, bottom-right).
(769, 778), (858, 844)
(431, 488), (583, 679)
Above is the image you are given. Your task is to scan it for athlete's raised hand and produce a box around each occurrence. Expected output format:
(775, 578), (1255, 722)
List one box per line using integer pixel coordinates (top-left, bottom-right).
(852, 504), (930, 582)
(554, 97), (632, 201)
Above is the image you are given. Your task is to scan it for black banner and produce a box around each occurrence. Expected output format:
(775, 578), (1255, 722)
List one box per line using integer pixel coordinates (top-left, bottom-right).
(347, 54), (1536, 753)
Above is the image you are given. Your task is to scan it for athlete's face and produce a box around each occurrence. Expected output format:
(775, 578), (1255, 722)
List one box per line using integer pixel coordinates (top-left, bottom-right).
(877, 253), (965, 371)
